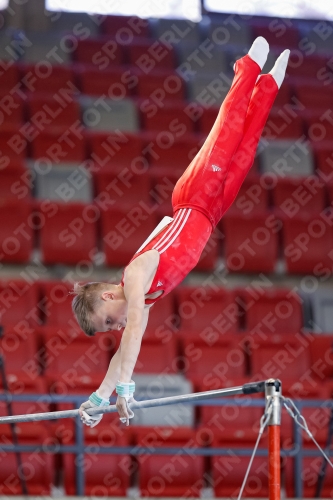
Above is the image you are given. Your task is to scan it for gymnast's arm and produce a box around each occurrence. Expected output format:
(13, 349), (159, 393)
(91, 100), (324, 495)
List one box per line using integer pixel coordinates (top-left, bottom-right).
(97, 344), (122, 399)
(119, 277), (149, 383)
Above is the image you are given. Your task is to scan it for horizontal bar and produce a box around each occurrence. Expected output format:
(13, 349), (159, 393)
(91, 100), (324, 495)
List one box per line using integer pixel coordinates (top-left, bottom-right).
(0, 381), (266, 424)
(0, 394), (329, 408)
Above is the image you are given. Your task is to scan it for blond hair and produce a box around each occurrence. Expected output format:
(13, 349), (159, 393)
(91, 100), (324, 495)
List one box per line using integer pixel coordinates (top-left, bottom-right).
(71, 282), (111, 336)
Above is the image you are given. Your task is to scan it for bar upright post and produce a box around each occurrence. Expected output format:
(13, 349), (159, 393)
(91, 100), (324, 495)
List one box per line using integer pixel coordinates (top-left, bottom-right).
(265, 379), (282, 500)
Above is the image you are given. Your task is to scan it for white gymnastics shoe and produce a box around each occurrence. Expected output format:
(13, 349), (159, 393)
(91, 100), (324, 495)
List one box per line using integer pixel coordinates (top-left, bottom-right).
(248, 36), (270, 70)
(269, 49), (290, 88)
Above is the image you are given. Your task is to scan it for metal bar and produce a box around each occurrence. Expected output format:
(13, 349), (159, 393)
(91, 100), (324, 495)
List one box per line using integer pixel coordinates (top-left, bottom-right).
(0, 382), (266, 424)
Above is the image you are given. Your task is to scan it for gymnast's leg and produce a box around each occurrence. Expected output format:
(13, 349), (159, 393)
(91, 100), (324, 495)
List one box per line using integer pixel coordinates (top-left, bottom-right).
(220, 50), (290, 217)
(172, 37), (269, 224)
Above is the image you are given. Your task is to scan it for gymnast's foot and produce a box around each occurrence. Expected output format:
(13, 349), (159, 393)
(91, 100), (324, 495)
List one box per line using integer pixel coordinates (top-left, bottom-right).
(248, 36), (269, 70)
(269, 49), (290, 88)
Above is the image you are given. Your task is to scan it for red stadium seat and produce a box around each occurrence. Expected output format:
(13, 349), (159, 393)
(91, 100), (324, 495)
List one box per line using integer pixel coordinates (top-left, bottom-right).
(0, 165), (31, 201)
(40, 281), (78, 327)
(135, 335), (178, 374)
(279, 384), (329, 446)
(287, 56), (328, 79)
(227, 176), (268, 216)
(222, 212), (279, 273)
(271, 81), (291, 108)
(238, 287), (303, 334)
(293, 83), (333, 111)
(285, 456), (333, 498)
(252, 25), (300, 48)
(40, 203), (97, 265)
(313, 142), (333, 179)
(0, 373), (46, 394)
(0, 201), (33, 263)
(303, 112), (333, 146)
(101, 15), (151, 38)
(144, 291), (176, 339)
(127, 40), (176, 70)
(50, 374), (114, 412)
(39, 327), (117, 367)
(194, 227), (220, 271)
(198, 106), (219, 135)
(74, 37), (124, 66)
(44, 337), (110, 391)
(272, 176), (325, 216)
(38, 325), (85, 344)
(0, 127), (28, 160)
(94, 168), (152, 208)
(0, 424), (53, 495)
(148, 133), (200, 170)
(137, 71), (185, 100)
(134, 426), (197, 444)
(212, 454), (268, 497)
(0, 63), (20, 90)
(281, 214), (333, 274)
(200, 403), (266, 445)
(60, 420), (130, 496)
(149, 167), (183, 215)
(54, 417), (126, 446)
(0, 402), (50, 435)
(0, 92), (24, 126)
(176, 286), (239, 337)
(77, 65), (136, 97)
(263, 109), (304, 139)
(27, 95), (81, 129)
(308, 335), (333, 378)
(88, 131), (144, 170)
(21, 64), (76, 95)
(250, 336), (311, 381)
(0, 280), (40, 328)
(328, 182), (333, 206)
(137, 428), (204, 497)
(0, 334), (40, 386)
(31, 128), (86, 162)
(182, 336), (247, 388)
(141, 100), (195, 133)
(100, 206), (157, 267)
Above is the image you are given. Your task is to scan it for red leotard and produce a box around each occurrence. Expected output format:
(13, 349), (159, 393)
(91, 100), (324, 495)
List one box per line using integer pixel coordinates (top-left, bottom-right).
(120, 209), (212, 304)
(120, 55), (279, 304)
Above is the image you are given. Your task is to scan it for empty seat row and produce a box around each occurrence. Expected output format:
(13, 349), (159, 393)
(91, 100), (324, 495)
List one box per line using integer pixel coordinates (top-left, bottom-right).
(0, 17), (307, 67)
(0, 418), (331, 497)
(2, 165), (332, 216)
(0, 198), (333, 274)
(1, 121), (332, 180)
(2, 79), (333, 141)
(0, 281), (306, 332)
(2, 324), (333, 396)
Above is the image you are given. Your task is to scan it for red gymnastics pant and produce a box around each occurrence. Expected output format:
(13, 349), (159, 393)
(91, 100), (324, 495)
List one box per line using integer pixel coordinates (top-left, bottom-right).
(172, 54), (279, 229)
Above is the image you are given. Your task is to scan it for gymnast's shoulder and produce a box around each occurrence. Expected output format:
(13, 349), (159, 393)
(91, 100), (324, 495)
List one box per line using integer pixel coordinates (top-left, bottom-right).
(122, 249), (159, 302)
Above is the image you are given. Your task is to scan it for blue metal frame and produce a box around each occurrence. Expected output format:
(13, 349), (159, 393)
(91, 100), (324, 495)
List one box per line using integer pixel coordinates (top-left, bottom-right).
(0, 394), (332, 496)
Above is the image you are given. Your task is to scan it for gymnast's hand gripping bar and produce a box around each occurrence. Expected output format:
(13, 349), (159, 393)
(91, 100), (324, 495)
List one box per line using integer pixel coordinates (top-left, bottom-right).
(0, 380), (268, 424)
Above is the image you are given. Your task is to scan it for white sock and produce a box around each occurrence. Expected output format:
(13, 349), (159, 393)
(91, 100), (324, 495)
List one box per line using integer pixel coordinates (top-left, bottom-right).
(248, 37), (269, 70)
(269, 49), (290, 88)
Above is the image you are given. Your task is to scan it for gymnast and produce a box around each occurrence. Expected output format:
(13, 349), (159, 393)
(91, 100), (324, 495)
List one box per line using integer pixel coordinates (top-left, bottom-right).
(72, 37), (290, 427)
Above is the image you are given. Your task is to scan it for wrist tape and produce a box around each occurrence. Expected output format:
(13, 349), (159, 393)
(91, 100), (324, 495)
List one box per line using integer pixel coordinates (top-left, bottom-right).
(116, 381), (135, 400)
(89, 391), (110, 407)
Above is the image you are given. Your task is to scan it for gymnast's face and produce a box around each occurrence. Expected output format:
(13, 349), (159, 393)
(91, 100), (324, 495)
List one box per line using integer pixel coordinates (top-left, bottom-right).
(91, 290), (128, 332)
